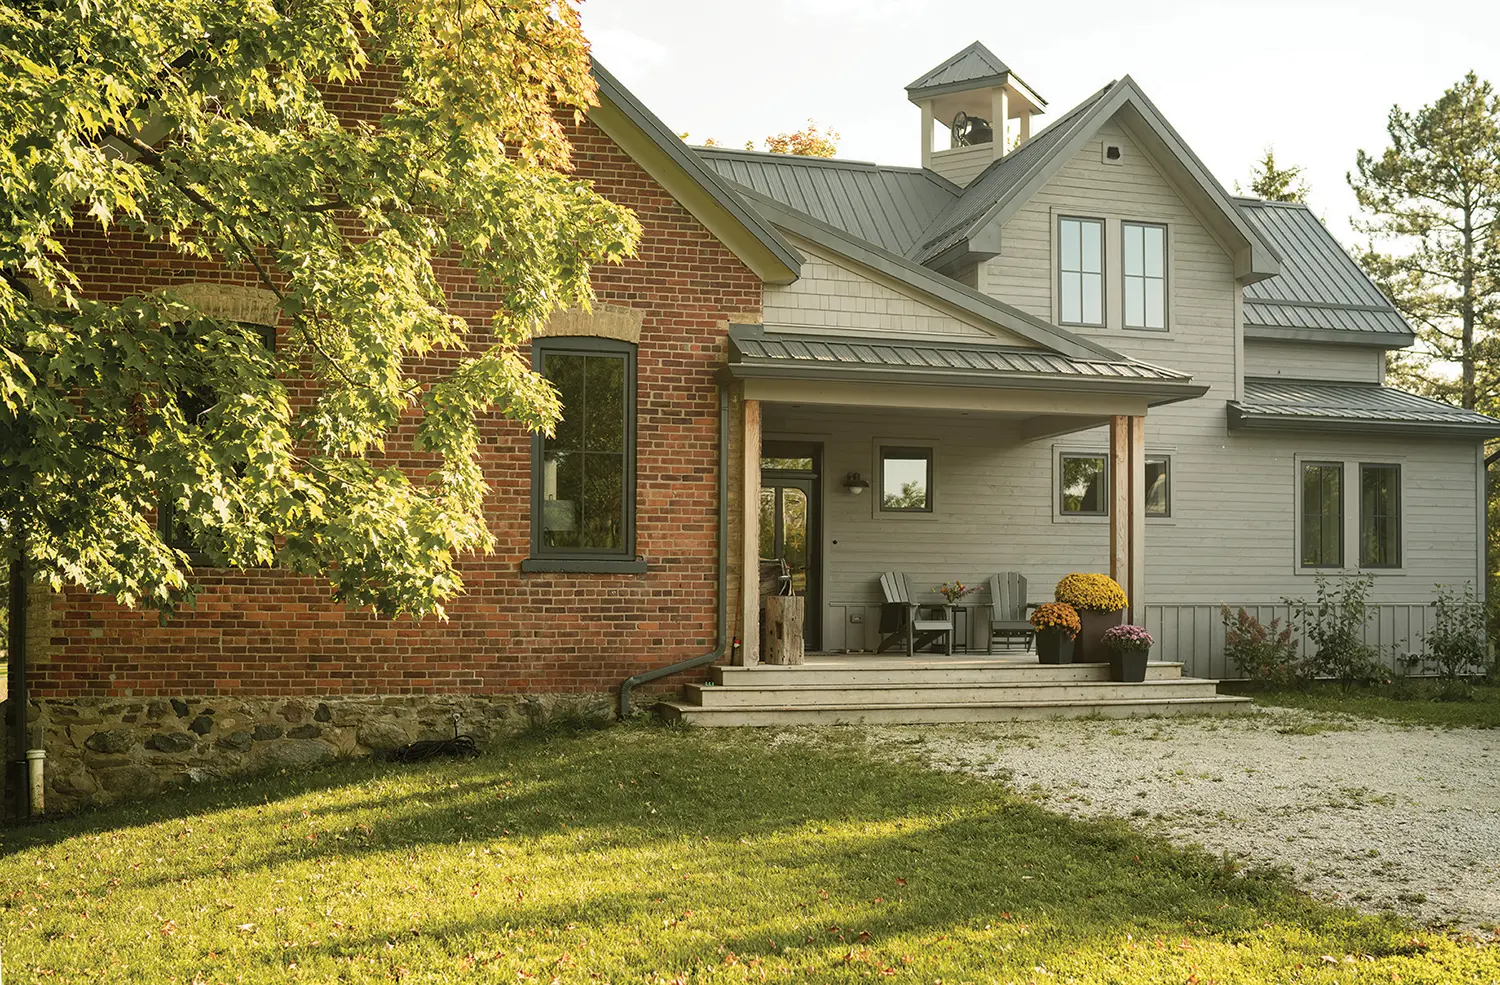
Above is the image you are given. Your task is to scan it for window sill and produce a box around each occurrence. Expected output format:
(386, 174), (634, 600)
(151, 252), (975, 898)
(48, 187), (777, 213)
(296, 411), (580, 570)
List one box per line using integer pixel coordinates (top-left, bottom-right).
(521, 557), (649, 574)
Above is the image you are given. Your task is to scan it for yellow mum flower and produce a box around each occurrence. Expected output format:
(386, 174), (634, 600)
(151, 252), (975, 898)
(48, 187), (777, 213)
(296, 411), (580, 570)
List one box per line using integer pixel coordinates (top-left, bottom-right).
(1054, 573), (1128, 612)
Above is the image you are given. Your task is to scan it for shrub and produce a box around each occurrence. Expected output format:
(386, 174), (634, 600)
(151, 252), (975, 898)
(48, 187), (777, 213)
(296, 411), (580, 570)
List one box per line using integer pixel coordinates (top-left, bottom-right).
(1029, 602), (1081, 638)
(1054, 573), (1128, 612)
(1421, 583), (1487, 699)
(1100, 624), (1154, 653)
(1219, 605), (1303, 686)
(1284, 575), (1383, 687)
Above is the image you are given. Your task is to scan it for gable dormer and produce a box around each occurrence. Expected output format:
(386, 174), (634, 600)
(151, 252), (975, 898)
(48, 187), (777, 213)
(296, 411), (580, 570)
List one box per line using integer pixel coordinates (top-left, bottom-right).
(906, 42), (1047, 187)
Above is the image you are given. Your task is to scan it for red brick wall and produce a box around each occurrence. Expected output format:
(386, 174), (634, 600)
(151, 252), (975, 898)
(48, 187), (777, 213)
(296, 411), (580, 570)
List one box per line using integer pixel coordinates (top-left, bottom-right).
(31, 95), (762, 700)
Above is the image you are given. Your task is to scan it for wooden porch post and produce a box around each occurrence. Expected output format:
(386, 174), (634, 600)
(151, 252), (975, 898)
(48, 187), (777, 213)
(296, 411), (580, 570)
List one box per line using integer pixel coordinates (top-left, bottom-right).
(1109, 415), (1147, 623)
(739, 398), (762, 666)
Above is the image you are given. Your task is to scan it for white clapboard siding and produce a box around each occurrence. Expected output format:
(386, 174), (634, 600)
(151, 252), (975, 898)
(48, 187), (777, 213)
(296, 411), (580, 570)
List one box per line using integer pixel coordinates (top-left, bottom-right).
(1244, 341), (1383, 383)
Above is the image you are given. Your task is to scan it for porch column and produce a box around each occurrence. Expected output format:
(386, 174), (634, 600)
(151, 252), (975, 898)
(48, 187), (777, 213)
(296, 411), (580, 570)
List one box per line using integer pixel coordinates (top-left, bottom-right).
(1109, 415), (1147, 623)
(739, 398), (762, 666)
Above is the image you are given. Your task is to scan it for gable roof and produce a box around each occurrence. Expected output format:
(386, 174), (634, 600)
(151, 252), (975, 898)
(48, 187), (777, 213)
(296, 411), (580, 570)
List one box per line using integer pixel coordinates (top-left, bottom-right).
(905, 42), (1039, 102)
(587, 61), (801, 284)
(1235, 198), (1415, 348)
(697, 147), (959, 254)
(1231, 379), (1500, 437)
(910, 77), (1282, 284)
(740, 186), (1130, 362)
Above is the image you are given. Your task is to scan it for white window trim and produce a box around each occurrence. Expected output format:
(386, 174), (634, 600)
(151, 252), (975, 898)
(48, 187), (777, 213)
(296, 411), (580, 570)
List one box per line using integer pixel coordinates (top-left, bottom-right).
(1291, 453), (1407, 576)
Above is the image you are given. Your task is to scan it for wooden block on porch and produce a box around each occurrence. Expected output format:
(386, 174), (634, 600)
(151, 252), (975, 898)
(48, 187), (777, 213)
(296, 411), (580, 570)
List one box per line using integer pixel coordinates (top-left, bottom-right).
(762, 595), (805, 665)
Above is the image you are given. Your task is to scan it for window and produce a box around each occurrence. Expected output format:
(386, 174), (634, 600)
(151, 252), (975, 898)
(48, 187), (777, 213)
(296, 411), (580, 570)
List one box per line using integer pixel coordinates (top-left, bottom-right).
(1145, 455), (1171, 517)
(1123, 222), (1166, 330)
(159, 321), (277, 565)
(531, 338), (636, 561)
(1300, 462), (1343, 568)
(1060, 454), (1108, 515)
(1360, 464), (1401, 568)
(879, 446), (932, 512)
(1058, 217), (1104, 326)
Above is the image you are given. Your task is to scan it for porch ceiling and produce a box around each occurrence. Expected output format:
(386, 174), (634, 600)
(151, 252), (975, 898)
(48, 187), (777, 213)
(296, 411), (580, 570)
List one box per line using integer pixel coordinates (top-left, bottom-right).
(725, 325), (1207, 419)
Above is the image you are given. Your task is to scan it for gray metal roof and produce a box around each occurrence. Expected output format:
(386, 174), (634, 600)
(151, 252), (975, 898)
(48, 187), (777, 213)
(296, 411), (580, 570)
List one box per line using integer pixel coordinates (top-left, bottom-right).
(1230, 379), (1500, 436)
(727, 326), (1206, 406)
(906, 42), (1012, 97)
(697, 148), (959, 254)
(1236, 199), (1414, 346)
(911, 85), (1110, 263)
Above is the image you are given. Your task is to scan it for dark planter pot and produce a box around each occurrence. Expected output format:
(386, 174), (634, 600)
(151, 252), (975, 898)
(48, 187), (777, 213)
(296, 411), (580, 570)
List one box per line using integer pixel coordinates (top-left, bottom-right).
(1074, 608), (1126, 662)
(1035, 630), (1075, 664)
(1109, 647), (1150, 683)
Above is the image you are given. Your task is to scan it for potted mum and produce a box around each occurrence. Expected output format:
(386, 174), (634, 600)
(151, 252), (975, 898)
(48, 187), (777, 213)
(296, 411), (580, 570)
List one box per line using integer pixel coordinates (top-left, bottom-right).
(1028, 602), (1080, 664)
(1100, 625), (1154, 682)
(1053, 573), (1128, 663)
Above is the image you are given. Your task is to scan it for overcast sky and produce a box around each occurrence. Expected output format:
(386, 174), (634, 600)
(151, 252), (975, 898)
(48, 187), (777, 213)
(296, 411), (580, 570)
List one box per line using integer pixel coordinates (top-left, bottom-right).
(585, 0), (1500, 244)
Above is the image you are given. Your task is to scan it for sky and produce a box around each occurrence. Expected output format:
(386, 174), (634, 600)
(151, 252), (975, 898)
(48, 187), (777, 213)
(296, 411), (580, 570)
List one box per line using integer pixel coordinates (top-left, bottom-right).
(584, 0), (1500, 244)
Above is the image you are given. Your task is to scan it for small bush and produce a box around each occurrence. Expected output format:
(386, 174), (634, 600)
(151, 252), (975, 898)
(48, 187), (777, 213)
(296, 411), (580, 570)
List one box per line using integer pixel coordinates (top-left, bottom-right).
(1423, 583), (1488, 686)
(1220, 605), (1303, 686)
(1284, 575), (1384, 687)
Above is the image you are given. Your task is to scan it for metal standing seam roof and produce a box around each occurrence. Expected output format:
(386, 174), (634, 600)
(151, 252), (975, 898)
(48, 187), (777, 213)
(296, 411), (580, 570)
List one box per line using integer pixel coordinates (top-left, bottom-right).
(906, 41), (1015, 97)
(1235, 199), (1414, 343)
(909, 84), (1113, 262)
(728, 326), (1196, 385)
(696, 148), (960, 255)
(1230, 379), (1500, 435)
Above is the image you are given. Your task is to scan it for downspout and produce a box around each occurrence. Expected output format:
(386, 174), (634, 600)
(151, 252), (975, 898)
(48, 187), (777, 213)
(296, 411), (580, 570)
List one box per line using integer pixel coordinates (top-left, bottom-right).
(618, 386), (730, 718)
(6, 555), (29, 819)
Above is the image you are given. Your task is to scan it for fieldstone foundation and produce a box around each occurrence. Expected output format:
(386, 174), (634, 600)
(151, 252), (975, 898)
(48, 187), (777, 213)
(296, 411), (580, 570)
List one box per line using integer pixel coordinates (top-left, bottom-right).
(13, 692), (613, 815)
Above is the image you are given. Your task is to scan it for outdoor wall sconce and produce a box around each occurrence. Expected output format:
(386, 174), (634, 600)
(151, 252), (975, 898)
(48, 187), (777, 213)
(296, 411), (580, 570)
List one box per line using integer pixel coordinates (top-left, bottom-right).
(843, 472), (870, 495)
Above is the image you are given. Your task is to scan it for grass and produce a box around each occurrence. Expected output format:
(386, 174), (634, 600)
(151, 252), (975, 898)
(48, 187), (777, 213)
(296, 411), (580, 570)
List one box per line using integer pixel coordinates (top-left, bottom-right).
(1223, 680), (1500, 728)
(2, 725), (1495, 984)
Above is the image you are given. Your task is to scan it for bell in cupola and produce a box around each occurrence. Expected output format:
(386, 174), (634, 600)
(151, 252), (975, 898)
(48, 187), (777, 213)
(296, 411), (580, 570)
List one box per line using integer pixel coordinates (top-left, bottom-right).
(906, 41), (1047, 186)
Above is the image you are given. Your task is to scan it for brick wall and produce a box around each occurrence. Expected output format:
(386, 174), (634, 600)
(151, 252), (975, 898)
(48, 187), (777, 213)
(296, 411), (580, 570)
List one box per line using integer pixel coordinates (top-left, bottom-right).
(29, 90), (763, 704)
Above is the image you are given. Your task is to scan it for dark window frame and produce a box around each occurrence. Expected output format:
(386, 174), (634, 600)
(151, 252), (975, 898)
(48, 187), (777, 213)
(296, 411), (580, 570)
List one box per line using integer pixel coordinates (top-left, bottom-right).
(1359, 463), (1402, 569)
(1300, 461), (1344, 569)
(1057, 215), (1106, 328)
(1145, 454), (1171, 518)
(1059, 452), (1110, 517)
(878, 445), (934, 514)
(526, 336), (640, 570)
(1121, 220), (1169, 331)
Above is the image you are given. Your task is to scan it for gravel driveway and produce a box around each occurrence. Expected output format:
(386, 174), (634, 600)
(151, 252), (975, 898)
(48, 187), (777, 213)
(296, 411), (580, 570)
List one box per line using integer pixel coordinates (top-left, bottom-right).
(864, 709), (1500, 937)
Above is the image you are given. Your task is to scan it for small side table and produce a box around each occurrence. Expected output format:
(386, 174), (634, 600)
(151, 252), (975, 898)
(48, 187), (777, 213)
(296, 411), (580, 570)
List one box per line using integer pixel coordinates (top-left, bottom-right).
(943, 601), (988, 653)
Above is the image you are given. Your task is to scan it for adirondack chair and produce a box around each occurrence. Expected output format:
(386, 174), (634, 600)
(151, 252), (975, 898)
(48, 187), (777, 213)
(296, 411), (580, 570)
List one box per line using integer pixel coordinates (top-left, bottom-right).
(876, 572), (954, 656)
(986, 572), (1036, 652)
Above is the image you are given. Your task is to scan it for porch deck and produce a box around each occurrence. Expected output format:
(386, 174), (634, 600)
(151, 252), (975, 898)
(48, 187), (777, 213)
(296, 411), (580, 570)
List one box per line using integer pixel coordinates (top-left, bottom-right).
(657, 652), (1252, 726)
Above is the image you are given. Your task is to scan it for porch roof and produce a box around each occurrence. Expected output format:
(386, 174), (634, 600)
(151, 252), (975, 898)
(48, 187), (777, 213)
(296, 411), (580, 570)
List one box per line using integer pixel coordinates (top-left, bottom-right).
(725, 326), (1207, 405)
(1229, 379), (1500, 437)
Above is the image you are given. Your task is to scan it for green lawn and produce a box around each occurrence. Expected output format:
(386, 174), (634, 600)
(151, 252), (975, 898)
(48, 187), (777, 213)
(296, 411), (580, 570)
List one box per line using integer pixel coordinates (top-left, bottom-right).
(1223, 681), (1500, 728)
(2, 725), (1494, 983)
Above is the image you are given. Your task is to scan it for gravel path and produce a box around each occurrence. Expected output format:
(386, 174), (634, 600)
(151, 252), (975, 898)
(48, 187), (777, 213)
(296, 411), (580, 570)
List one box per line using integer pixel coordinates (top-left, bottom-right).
(863, 709), (1500, 937)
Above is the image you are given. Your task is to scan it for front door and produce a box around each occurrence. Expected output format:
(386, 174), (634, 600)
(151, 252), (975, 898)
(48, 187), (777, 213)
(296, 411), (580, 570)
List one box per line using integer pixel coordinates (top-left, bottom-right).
(760, 442), (821, 651)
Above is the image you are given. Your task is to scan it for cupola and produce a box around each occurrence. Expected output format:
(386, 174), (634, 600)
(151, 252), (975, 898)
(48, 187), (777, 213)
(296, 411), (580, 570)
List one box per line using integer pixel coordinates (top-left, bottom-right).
(906, 42), (1046, 186)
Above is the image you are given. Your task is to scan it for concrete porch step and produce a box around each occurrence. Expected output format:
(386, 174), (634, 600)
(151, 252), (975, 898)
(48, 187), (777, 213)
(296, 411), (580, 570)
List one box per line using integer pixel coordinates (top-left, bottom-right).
(712, 660), (1185, 687)
(684, 677), (1221, 708)
(656, 694), (1254, 727)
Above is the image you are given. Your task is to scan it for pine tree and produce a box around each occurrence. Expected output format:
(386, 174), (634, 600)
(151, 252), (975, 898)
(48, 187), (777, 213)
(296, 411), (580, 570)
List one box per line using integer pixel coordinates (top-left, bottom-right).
(1239, 148), (1310, 203)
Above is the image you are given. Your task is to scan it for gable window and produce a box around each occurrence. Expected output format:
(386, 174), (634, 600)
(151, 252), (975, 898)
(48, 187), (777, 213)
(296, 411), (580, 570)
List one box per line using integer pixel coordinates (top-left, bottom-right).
(1300, 462), (1343, 568)
(1360, 464), (1401, 568)
(530, 337), (637, 565)
(1060, 454), (1108, 515)
(1058, 217), (1104, 327)
(880, 446), (933, 513)
(1145, 455), (1171, 517)
(1123, 222), (1167, 330)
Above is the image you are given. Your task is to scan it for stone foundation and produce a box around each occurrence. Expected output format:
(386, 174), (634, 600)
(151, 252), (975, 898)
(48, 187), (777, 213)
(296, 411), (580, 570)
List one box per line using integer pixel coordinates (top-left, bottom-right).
(14, 692), (614, 815)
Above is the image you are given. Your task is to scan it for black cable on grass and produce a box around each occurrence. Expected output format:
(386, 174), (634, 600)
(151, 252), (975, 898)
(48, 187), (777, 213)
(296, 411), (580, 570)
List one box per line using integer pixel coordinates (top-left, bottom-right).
(387, 716), (480, 762)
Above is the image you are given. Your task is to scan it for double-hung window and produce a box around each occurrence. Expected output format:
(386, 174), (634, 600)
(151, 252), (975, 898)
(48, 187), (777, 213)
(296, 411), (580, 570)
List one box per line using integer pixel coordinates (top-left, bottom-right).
(529, 337), (638, 569)
(1123, 222), (1167, 330)
(1300, 462), (1343, 568)
(1058, 217), (1104, 327)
